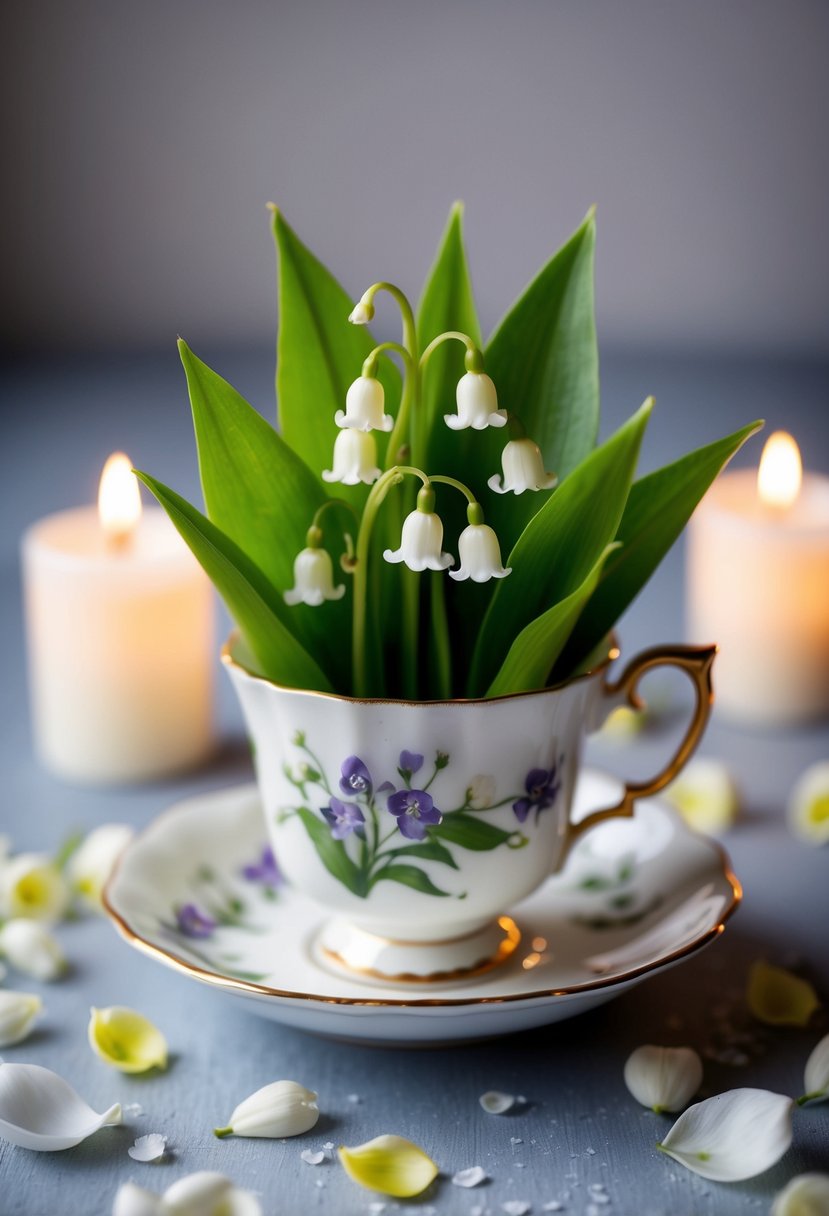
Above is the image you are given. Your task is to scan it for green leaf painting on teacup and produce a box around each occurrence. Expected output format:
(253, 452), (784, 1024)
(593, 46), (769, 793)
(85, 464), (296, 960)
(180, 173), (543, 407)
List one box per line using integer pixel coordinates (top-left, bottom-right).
(277, 736), (561, 900)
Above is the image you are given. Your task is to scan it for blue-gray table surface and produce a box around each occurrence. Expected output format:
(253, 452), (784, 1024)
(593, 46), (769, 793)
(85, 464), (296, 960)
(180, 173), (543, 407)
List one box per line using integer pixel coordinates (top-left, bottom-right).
(0, 349), (827, 1216)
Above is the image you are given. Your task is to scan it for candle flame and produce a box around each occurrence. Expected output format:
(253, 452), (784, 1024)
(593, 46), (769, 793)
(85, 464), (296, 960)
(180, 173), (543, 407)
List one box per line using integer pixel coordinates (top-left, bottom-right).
(98, 452), (142, 545)
(757, 431), (802, 509)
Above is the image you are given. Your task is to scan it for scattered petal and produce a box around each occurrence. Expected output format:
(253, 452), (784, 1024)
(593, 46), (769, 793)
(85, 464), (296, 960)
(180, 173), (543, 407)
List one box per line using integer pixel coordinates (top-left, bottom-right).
(112, 1181), (164, 1216)
(663, 759), (738, 835)
(542, 1204), (564, 1213)
(67, 824), (134, 911)
(771, 1173), (829, 1216)
(322, 1140), (334, 1155)
(452, 1166), (487, 1188)
(301, 1148), (325, 1165)
(800, 1033), (829, 1104)
(624, 1045), (703, 1112)
(123, 1103), (145, 1118)
(0, 1061), (121, 1151)
(788, 761), (829, 847)
(128, 1133), (167, 1162)
(510, 1136), (523, 1145)
(0, 853), (71, 921)
(747, 961), (820, 1027)
(0, 991), (43, 1047)
(657, 1088), (793, 1181)
(502, 1202), (531, 1216)
(88, 1006), (168, 1073)
(338, 1134), (438, 1198)
(0, 918), (66, 981)
(214, 1079), (318, 1139)
(479, 1090), (515, 1114)
(162, 1171), (262, 1216)
(600, 705), (645, 740)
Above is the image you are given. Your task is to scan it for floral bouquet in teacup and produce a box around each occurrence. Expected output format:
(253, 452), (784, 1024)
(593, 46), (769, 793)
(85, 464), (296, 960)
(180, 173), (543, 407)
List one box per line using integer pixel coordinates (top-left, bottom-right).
(139, 205), (759, 977)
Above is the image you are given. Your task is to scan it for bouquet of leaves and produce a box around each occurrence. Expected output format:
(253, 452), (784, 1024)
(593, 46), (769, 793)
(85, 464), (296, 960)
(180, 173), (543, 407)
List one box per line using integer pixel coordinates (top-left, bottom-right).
(138, 205), (759, 700)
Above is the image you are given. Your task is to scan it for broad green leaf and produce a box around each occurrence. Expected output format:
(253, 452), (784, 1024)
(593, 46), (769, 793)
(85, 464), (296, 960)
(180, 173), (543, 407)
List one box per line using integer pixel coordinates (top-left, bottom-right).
(372, 864), (452, 897)
(295, 808), (367, 897)
(468, 398), (653, 695)
(136, 472), (332, 693)
(487, 543), (619, 696)
(554, 419), (764, 677)
(436, 814), (524, 852)
(386, 840), (460, 870)
(272, 208), (400, 488)
(179, 340), (350, 690)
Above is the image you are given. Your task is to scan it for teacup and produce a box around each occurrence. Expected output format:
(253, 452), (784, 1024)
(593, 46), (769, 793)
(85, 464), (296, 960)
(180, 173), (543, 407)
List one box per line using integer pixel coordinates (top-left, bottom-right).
(223, 637), (715, 983)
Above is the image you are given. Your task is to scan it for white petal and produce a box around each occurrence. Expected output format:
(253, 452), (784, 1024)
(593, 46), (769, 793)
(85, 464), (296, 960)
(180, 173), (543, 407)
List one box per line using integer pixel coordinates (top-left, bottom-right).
(162, 1172), (263, 1216)
(0, 991), (43, 1047)
(216, 1079), (319, 1139)
(788, 761), (829, 846)
(802, 1033), (829, 1103)
(0, 853), (71, 921)
(112, 1181), (164, 1216)
(624, 1045), (703, 1112)
(301, 1148), (325, 1165)
(0, 919), (66, 980)
(479, 1090), (515, 1114)
(0, 1061), (121, 1151)
(771, 1173), (829, 1216)
(128, 1132), (167, 1162)
(663, 759), (738, 835)
(658, 1088), (793, 1181)
(67, 824), (134, 910)
(502, 1202), (531, 1216)
(452, 1166), (487, 1187)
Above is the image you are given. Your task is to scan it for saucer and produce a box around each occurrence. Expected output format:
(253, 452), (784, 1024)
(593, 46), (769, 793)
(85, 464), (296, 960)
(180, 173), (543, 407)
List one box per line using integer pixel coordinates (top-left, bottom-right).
(104, 771), (740, 1045)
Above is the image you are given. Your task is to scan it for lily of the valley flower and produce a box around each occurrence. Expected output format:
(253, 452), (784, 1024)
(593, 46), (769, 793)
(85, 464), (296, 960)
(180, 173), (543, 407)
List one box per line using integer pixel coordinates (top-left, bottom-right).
(338, 1134), (439, 1198)
(0, 1061), (121, 1151)
(384, 490), (453, 572)
(623, 1045), (703, 1113)
(663, 758), (738, 835)
(336, 375), (393, 432)
(67, 824), (134, 911)
(799, 1033), (829, 1104)
(747, 960), (821, 1027)
(284, 546), (345, 607)
(88, 1006), (168, 1073)
(0, 918), (66, 980)
(449, 511), (512, 584)
(771, 1174), (829, 1216)
(0, 990), (43, 1047)
(114, 1172), (263, 1216)
(322, 428), (380, 486)
(657, 1088), (794, 1181)
(348, 299), (375, 325)
(488, 438), (557, 495)
(787, 760), (829, 846)
(214, 1079), (319, 1139)
(444, 371), (507, 431)
(0, 852), (70, 922)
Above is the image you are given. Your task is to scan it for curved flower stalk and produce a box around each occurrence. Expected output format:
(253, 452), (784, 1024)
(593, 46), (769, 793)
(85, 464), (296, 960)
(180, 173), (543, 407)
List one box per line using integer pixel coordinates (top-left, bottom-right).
(88, 1006), (168, 1074)
(657, 1088), (793, 1181)
(336, 374), (393, 432)
(489, 437), (557, 495)
(0, 1061), (121, 1151)
(338, 1134), (439, 1198)
(322, 428), (381, 486)
(214, 1079), (319, 1139)
(624, 1045), (703, 1113)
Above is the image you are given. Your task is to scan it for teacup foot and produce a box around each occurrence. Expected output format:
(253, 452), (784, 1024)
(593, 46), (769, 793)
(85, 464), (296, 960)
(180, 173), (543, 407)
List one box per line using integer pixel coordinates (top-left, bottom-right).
(314, 915), (521, 985)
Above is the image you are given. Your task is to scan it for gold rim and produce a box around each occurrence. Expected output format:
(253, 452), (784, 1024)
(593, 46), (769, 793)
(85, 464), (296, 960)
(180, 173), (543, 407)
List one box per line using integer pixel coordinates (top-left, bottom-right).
(102, 801), (742, 1010)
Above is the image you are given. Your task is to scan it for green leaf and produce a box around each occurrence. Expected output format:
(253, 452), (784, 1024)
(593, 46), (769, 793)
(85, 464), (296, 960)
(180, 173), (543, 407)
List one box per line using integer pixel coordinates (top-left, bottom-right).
(468, 398), (653, 695)
(386, 840), (460, 870)
(179, 340), (350, 690)
(295, 808), (367, 897)
(436, 814), (523, 852)
(486, 543), (619, 696)
(272, 209), (400, 488)
(554, 419), (764, 677)
(136, 472), (332, 692)
(372, 864), (452, 897)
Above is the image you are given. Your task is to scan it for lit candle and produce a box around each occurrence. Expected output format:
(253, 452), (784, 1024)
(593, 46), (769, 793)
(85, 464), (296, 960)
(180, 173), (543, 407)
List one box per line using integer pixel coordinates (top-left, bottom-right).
(22, 453), (215, 783)
(687, 432), (829, 724)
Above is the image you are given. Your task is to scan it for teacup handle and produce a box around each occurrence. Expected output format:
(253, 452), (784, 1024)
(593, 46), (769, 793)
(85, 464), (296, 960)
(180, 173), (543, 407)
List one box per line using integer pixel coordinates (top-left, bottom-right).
(560, 643), (717, 865)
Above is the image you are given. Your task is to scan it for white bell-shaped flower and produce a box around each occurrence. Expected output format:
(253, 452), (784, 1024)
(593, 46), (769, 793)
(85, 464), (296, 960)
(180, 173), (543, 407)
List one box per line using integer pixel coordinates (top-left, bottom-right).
(488, 438), (557, 495)
(384, 490), (454, 573)
(445, 372), (507, 431)
(449, 521), (511, 583)
(322, 428), (380, 486)
(348, 299), (374, 325)
(214, 1079), (319, 1139)
(335, 376), (393, 433)
(284, 547), (345, 608)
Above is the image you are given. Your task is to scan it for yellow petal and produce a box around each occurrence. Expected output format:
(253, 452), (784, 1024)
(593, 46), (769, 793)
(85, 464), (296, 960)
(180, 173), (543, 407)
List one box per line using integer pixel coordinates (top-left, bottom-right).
(787, 761), (829, 847)
(88, 1006), (168, 1073)
(338, 1134), (438, 1198)
(747, 961), (821, 1028)
(600, 705), (645, 740)
(663, 759), (738, 835)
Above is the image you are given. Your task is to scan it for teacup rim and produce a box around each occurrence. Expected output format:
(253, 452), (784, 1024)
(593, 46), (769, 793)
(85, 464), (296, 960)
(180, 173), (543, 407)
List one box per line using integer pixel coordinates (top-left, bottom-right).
(220, 631), (621, 706)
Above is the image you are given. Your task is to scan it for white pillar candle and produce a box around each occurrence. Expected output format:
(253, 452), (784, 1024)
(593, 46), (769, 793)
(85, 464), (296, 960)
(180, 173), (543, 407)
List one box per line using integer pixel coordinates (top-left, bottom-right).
(687, 432), (829, 724)
(22, 454), (215, 783)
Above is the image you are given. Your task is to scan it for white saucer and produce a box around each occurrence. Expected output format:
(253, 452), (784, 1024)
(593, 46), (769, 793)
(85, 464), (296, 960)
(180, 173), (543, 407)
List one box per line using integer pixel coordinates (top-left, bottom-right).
(104, 771), (740, 1045)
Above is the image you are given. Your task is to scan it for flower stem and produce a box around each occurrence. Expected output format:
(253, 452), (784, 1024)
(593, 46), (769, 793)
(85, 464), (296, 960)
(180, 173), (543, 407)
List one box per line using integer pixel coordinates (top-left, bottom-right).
(431, 572), (452, 699)
(419, 330), (483, 371)
(428, 474), (479, 506)
(214, 1126), (233, 1139)
(362, 342), (413, 380)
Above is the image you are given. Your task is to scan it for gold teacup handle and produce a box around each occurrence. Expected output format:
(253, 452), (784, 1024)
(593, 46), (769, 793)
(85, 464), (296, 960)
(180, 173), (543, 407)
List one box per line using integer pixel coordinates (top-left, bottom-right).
(560, 644), (717, 864)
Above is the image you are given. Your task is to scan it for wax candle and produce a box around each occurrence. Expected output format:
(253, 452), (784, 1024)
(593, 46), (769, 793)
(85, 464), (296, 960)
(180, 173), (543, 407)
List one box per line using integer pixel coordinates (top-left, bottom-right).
(687, 432), (829, 724)
(22, 453), (215, 782)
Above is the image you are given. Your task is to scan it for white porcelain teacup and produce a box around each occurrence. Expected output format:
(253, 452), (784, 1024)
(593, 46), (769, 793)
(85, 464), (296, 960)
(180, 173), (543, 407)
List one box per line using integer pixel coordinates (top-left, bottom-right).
(223, 637), (715, 983)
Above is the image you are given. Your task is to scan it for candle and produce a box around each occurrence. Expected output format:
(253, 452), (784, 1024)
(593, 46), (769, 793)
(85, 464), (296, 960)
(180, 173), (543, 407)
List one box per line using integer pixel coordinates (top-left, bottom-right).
(687, 431), (829, 724)
(22, 453), (215, 783)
